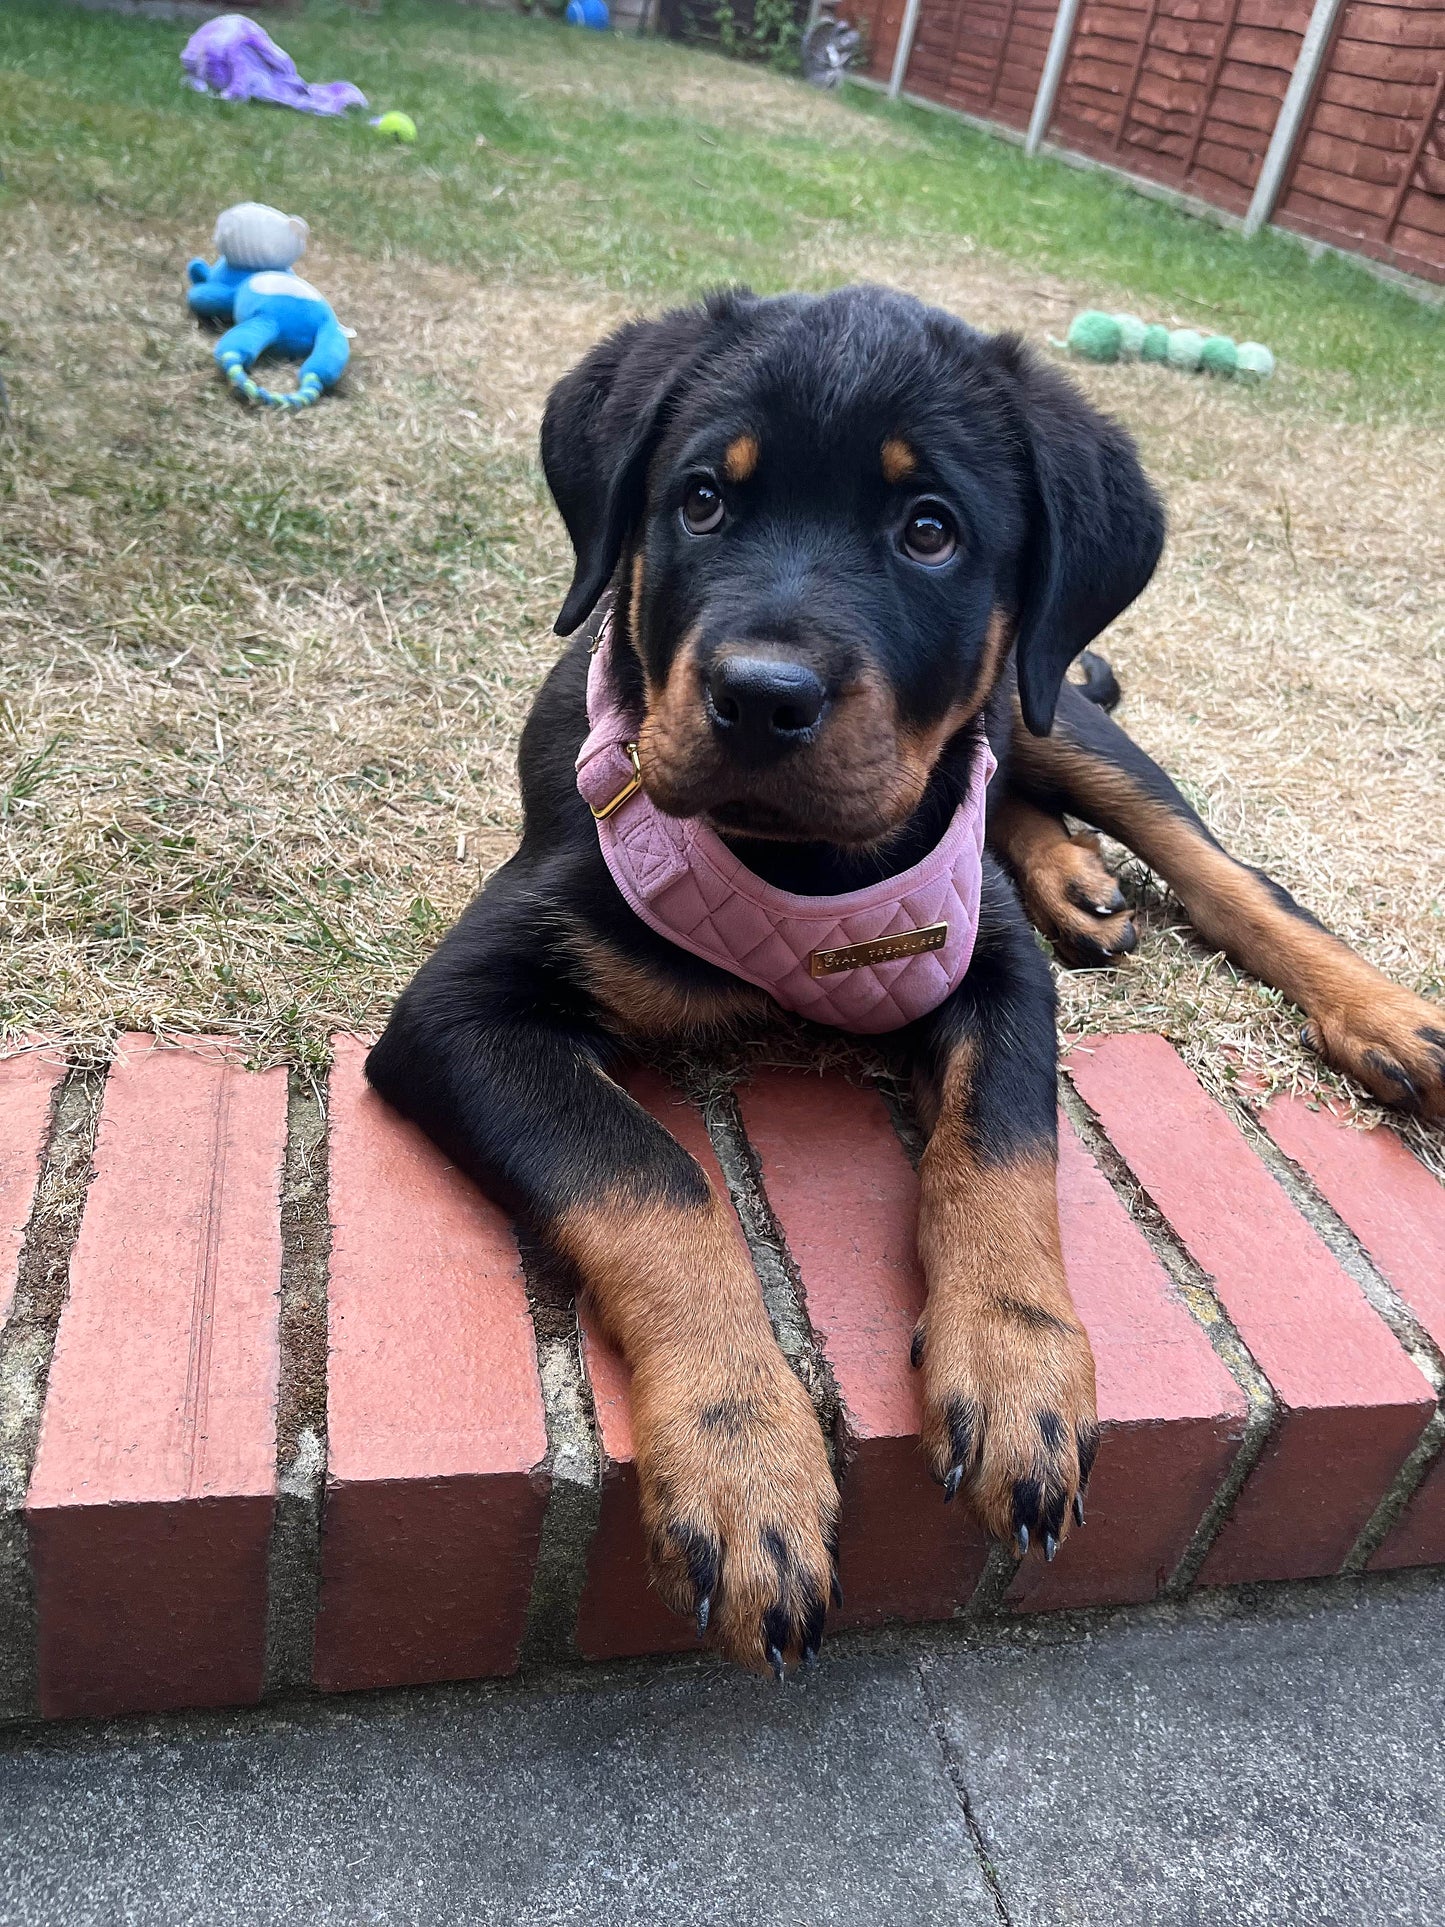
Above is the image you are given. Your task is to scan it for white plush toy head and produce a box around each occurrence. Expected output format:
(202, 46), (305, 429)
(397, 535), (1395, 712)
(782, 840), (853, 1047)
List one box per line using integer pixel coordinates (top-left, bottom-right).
(213, 202), (309, 272)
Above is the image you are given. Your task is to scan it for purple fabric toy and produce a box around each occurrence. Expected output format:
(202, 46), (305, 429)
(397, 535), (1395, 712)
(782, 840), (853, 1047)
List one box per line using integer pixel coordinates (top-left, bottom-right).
(181, 14), (368, 118)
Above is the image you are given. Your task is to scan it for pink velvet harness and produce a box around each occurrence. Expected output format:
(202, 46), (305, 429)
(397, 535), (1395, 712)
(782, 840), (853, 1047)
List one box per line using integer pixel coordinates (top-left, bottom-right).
(574, 619), (996, 1034)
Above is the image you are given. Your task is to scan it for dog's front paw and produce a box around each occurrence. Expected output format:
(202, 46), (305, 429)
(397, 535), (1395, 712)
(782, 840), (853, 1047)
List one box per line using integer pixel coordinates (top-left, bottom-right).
(1019, 829), (1138, 969)
(1303, 989), (1445, 1119)
(913, 1296), (1098, 1559)
(632, 1355), (840, 1677)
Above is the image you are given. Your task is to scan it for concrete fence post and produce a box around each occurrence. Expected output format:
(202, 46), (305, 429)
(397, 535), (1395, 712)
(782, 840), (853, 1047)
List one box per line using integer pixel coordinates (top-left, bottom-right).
(1243, 0), (1344, 238)
(887, 0), (925, 100)
(1025, 0), (1083, 157)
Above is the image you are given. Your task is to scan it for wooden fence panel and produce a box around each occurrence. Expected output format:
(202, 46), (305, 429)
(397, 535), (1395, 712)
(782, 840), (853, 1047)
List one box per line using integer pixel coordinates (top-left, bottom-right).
(1045, 0), (1308, 212)
(845, 0), (913, 81)
(898, 0), (1061, 129)
(1274, 0), (1445, 281)
(845, 0), (1445, 289)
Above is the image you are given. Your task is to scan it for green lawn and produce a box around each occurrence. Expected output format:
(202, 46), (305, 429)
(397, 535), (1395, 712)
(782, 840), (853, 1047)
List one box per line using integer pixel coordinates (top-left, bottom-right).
(2, 0), (1440, 420)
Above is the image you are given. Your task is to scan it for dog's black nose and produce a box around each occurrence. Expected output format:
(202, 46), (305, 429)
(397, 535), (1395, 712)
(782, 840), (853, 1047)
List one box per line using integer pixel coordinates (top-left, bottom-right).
(706, 656), (826, 754)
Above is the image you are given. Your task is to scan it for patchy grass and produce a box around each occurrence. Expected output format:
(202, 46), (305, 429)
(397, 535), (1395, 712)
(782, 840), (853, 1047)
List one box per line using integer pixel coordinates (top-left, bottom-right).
(2, 0), (1441, 417)
(0, 1), (1441, 1173)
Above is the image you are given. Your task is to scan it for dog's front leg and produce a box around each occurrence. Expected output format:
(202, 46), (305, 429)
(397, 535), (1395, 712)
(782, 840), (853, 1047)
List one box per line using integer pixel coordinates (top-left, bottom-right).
(367, 922), (838, 1675)
(908, 868), (1099, 1559)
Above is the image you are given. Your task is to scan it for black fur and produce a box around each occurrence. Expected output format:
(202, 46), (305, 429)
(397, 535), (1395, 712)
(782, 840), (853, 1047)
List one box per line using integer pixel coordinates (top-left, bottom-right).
(993, 335), (1164, 737)
(1075, 649), (1121, 711)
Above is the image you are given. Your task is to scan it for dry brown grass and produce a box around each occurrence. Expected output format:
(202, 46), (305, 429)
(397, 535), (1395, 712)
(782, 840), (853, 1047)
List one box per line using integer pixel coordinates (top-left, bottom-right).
(2, 186), (1441, 1172)
(2, 198), (625, 1067)
(449, 45), (912, 146)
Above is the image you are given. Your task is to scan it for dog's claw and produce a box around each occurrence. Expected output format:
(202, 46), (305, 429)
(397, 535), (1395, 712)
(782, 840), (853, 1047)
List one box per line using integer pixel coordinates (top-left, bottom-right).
(910, 1327), (925, 1370)
(1044, 1532), (1058, 1563)
(767, 1643), (786, 1685)
(800, 1594), (827, 1666)
(942, 1463), (963, 1503)
(1015, 1523), (1030, 1559)
(674, 1528), (720, 1643)
(1073, 1493), (1086, 1529)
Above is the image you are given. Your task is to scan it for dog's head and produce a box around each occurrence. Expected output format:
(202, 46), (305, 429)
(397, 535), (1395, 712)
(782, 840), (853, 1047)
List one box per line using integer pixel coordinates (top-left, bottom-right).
(542, 286), (1163, 847)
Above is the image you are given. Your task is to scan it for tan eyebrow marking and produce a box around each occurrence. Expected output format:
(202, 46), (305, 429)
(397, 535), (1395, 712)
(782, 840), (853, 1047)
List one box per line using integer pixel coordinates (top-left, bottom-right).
(882, 437), (917, 484)
(723, 434), (760, 484)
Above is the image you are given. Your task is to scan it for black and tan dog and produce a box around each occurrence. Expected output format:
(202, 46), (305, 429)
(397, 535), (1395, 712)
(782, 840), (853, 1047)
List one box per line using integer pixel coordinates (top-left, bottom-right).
(370, 286), (1445, 1676)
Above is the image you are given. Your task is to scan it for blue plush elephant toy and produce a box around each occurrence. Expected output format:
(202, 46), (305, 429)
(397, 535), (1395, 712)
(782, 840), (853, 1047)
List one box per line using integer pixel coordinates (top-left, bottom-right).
(187, 202), (350, 410)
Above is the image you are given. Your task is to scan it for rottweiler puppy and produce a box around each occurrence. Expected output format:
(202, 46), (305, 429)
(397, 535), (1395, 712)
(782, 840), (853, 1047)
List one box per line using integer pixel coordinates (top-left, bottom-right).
(369, 286), (1445, 1676)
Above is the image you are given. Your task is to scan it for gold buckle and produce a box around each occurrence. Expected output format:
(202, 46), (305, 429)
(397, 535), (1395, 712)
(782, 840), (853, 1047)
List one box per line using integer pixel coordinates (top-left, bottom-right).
(591, 742), (643, 820)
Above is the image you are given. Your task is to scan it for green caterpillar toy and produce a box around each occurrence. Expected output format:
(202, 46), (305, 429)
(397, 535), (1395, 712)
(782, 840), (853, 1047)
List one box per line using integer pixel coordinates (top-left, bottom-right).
(1061, 310), (1275, 381)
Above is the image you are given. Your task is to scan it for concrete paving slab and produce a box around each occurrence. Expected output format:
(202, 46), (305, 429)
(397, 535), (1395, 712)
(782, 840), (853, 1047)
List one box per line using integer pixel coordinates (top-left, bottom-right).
(0, 1654), (996, 1927)
(933, 1583), (1445, 1927)
(4, 1579), (1444, 1927)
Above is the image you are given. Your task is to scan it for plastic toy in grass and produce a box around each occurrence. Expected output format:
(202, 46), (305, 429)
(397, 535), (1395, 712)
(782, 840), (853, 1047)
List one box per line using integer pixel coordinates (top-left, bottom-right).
(565, 0), (611, 25)
(186, 203), (350, 411)
(1059, 309), (1274, 381)
(371, 110), (417, 143)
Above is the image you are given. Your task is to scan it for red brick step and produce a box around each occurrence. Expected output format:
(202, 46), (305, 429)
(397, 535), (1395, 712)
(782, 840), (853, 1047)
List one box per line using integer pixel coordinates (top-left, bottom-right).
(27, 1038), (287, 1720)
(12, 1028), (1444, 1721)
(737, 1071), (992, 1627)
(1009, 1112), (1249, 1612)
(1065, 1035), (1434, 1588)
(0, 1044), (64, 1331)
(739, 1070), (1248, 1621)
(1259, 1094), (1445, 1571)
(313, 1036), (550, 1692)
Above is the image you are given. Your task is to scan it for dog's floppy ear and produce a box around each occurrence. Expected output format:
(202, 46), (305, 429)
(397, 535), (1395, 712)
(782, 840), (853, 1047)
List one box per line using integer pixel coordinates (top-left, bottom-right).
(991, 336), (1165, 736)
(541, 294), (748, 636)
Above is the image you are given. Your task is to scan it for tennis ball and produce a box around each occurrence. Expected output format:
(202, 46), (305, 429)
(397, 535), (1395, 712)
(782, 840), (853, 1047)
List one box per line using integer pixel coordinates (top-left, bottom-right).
(1199, 334), (1239, 377)
(1236, 341), (1276, 381)
(1066, 310), (1122, 363)
(372, 111), (417, 143)
(1139, 323), (1170, 363)
(1166, 328), (1205, 371)
(1112, 313), (1147, 360)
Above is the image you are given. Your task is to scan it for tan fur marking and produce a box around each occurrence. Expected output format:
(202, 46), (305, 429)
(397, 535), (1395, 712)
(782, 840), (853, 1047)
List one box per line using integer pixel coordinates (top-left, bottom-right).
(637, 621), (705, 765)
(566, 923), (771, 1041)
(628, 551), (646, 651)
(1011, 717), (1445, 1113)
(554, 1188), (770, 1363)
(894, 609), (1012, 797)
(881, 437), (917, 484)
(914, 1046), (1097, 1544)
(724, 434), (760, 484)
(555, 1184), (838, 1670)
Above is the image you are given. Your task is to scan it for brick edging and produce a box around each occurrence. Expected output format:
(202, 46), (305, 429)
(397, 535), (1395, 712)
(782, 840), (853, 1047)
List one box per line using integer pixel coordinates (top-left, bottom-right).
(0, 1030), (1441, 1721)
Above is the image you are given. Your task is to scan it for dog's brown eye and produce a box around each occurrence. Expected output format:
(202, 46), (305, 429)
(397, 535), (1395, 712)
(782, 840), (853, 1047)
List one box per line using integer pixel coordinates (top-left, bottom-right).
(902, 505), (957, 565)
(682, 480), (725, 536)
